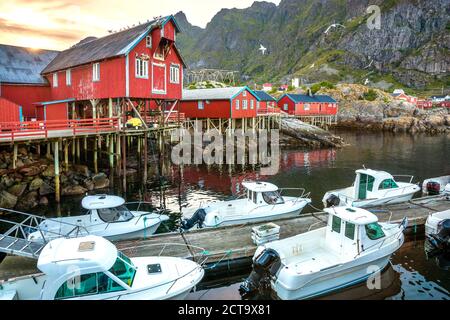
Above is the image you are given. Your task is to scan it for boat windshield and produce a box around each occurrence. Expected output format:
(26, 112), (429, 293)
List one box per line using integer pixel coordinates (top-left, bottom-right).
(97, 205), (134, 223)
(108, 252), (136, 287)
(379, 179), (399, 190)
(365, 223), (386, 240)
(262, 191), (284, 205)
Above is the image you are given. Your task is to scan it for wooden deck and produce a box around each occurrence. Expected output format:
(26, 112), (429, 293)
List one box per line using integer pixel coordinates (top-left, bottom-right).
(116, 195), (450, 265)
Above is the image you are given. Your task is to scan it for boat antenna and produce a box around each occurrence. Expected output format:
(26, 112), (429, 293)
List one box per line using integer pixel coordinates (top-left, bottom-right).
(363, 164), (366, 169)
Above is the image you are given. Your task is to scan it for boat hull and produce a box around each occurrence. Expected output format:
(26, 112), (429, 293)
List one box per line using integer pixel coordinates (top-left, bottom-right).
(323, 189), (417, 208)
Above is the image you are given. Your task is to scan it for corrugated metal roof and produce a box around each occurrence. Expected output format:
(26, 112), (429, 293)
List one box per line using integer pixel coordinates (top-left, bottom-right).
(0, 44), (59, 84)
(286, 94), (337, 103)
(42, 16), (176, 74)
(182, 87), (247, 101)
(254, 90), (276, 101)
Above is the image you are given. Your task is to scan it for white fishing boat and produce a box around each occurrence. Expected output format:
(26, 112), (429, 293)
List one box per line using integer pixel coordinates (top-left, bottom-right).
(0, 235), (204, 300)
(323, 169), (420, 208)
(240, 206), (407, 300)
(425, 209), (450, 238)
(181, 182), (311, 230)
(27, 195), (169, 243)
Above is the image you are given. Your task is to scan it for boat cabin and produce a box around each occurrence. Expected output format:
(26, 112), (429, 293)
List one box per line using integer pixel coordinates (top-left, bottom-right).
(81, 195), (134, 223)
(352, 169), (404, 200)
(324, 207), (386, 257)
(242, 182), (285, 205)
(37, 236), (136, 300)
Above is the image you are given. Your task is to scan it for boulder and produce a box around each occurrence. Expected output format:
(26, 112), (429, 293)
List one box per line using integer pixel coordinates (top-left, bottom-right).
(83, 179), (95, 191)
(0, 191), (18, 209)
(92, 173), (110, 189)
(18, 147), (28, 156)
(62, 185), (87, 196)
(29, 178), (44, 191)
(1, 175), (15, 188)
(19, 166), (42, 177)
(41, 165), (56, 178)
(7, 183), (27, 197)
(39, 197), (49, 206)
(16, 192), (39, 211)
(39, 182), (54, 196)
(73, 164), (90, 177)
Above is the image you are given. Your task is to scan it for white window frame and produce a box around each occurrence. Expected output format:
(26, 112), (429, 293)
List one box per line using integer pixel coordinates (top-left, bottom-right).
(243, 100), (248, 110)
(283, 103), (288, 111)
(93, 63), (100, 82)
(198, 101), (204, 110)
(236, 100), (240, 110)
(53, 73), (58, 88)
(304, 104), (310, 111)
(170, 64), (180, 84)
(250, 100), (254, 109)
(146, 35), (152, 48)
(66, 69), (71, 86)
(135, 58), (149, 79)
(243, 91), (247, 97)
(257, 101), (260, 109)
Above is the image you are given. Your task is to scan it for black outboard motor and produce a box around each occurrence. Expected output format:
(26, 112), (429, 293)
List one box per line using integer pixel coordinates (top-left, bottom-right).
(0, 252), (6, 265)
(239, 249), (281, 299)
(428, 219), (450, 251)
(326, 194), (341, 208)
(180, 209), (207, 230)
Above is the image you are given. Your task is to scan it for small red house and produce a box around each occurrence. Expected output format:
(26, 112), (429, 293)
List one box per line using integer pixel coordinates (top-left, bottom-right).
(277, 94), (338, 116)
(417, 100), (433, 109)
(0, 44), (57, 121)
(253, 90), (277, 109)
(391, 90), (418, 105)
(180, 87), (260, 119)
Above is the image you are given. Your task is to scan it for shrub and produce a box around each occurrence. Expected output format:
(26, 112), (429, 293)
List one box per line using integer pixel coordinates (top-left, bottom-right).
(363, 89), (378, 101)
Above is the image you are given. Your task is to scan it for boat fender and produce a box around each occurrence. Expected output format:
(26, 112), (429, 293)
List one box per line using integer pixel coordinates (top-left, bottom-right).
(326, 194), (341, 208)
(181, 209), (207, 230)
(239, 249), (281, 299)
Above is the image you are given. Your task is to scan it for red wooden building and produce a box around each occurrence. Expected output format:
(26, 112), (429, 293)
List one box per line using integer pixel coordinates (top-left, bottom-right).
(391, 91), (418, 105)
(277, 94), (338, 116)
(253, 90), (277, 112)
(417, 100), (433, 109)
(0, 15), (185, 125)
(0, 44), (57, 120)
(180, 87), (260, 119)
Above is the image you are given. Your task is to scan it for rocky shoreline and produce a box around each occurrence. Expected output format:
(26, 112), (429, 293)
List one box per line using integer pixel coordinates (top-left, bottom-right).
(321, 84), (450, 134)
(0, 148), (110, 212)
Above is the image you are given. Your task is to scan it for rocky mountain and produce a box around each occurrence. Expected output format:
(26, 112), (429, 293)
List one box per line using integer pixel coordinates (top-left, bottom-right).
(175, 0), (449, 92)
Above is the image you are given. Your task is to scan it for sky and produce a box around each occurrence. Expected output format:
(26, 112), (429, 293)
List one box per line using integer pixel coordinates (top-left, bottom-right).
(0, 0), (281, 51)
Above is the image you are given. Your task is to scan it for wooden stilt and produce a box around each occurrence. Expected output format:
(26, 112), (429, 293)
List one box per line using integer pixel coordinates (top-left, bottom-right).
(121, 135), (127, 191)
(12, 144), (18, 169)
(54, 140), (60, 203)
(143, 132), (148, 183)
(108, 134), (114, 170)
(76, 138), (80, 162)
(116, 134), (122, 176)
(64, 140), (69, 171)
(94, 137), (98, 174)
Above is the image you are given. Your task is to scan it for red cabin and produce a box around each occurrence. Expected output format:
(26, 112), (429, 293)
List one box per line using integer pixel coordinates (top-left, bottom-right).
(253, 90), (278, 114)
(417, 100), (433, 109)
(180, 87), (260, 119)
(0, 44), (57, 121)
(277, 94), (338, 116)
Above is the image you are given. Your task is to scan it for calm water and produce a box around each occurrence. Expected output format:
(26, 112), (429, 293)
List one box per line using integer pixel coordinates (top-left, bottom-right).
(1, 130), (449, 299)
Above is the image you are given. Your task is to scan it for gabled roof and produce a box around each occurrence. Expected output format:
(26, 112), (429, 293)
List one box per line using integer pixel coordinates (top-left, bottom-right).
(0, 44), (59, 84)
(282, 94), (337, 103)
(254, 90), (276, 102)
(42, 15), (180, 74)
(182, 86), (260, 101)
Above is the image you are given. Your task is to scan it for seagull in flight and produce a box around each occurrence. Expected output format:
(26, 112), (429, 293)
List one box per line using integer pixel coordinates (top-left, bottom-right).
(324, 23), (345, 34)
(259, 44), (267, 55)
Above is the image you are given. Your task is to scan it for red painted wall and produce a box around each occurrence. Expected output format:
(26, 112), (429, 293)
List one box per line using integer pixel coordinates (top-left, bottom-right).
(277, 96), (337, 115)
(0, 97), (21, 122)
(37, 102), (68, 121)
(180, 99), (231, 119)
(278, 96), (295, 113)
(0, 84), (51, 120)
(231, 90), (258, 119)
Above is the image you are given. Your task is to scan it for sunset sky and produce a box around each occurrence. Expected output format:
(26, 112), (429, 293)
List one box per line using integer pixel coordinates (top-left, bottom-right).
(0, 0), (281, 51)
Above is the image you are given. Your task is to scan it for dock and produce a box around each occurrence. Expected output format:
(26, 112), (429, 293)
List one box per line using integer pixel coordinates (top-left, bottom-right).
(116, 195), (450, 276)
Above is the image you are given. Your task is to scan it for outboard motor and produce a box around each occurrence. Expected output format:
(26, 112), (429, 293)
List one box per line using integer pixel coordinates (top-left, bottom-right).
(326, 194), (341, 208)
(239, 249), (281, 299)
(428, 220), (450, 251)
(426, 181), (441, 196)
(181, 209), (207, 230)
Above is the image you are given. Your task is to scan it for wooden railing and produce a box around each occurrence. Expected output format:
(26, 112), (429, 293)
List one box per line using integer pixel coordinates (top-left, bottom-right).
(143, 111), (186, 124)
(0, 118), (119, 141)
(257, 106), (282, 115)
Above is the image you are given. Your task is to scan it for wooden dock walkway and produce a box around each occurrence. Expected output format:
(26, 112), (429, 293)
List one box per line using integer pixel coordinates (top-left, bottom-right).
(116, 195), (450, 268)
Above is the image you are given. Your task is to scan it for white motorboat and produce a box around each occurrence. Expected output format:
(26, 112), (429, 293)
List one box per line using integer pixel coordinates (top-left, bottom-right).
(27, 195), (170, 243)
(323, 169), (420, 208)
(240, 206), (407, 300)
(181, 182), (311, 230)
(425, 209), (450, 238)
(0, 235), (204, 300)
